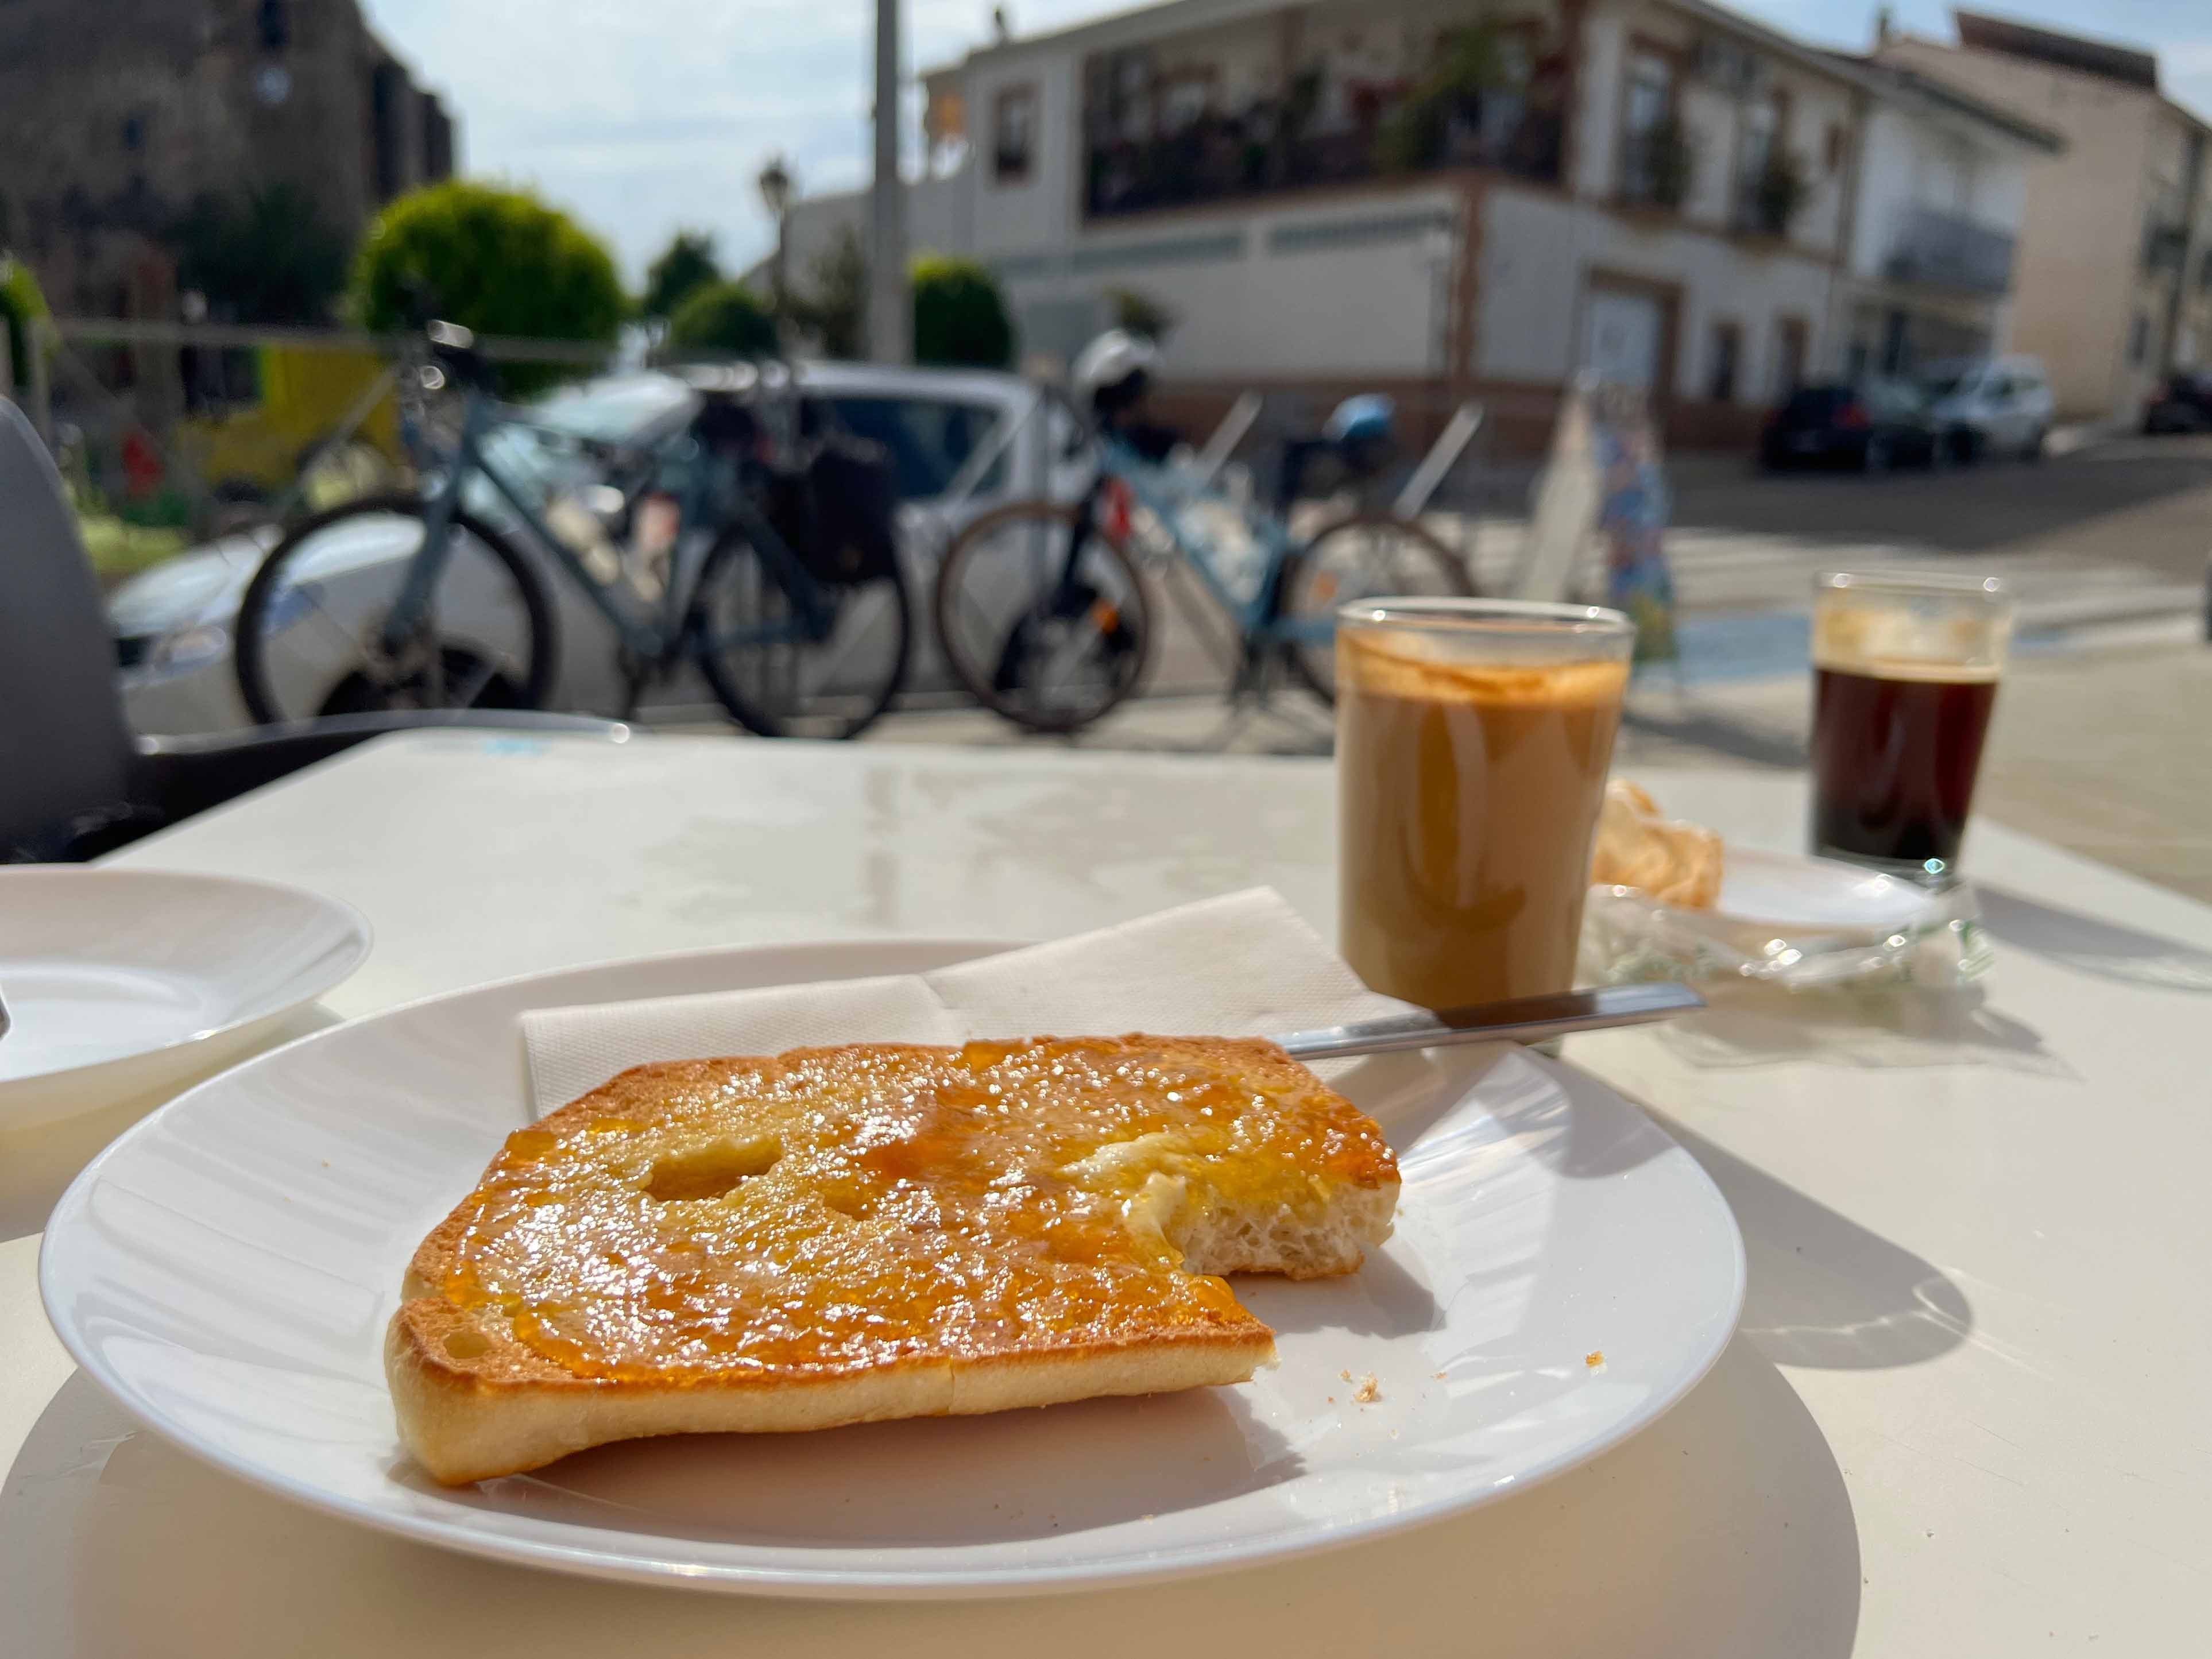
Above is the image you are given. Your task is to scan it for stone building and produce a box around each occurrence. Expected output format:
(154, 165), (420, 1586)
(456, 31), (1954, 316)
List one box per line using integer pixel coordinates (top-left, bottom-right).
(0, 0), (457, 323)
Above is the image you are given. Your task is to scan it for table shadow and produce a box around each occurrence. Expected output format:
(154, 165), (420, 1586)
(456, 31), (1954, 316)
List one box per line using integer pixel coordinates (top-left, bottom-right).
(1653, 978), (2069, 1077)
(1651, 1112), (1973, 1371)
(1977, 885), (2212, 993)
(2, 1339), (1858, 1658)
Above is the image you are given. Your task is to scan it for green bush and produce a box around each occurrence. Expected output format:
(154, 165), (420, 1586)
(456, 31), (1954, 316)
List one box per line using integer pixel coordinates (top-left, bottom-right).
(0, 253), (48, 395)
(666, 281), (778, 357)
(912, 255), (1013, 369)
(349, 181), (624, 390)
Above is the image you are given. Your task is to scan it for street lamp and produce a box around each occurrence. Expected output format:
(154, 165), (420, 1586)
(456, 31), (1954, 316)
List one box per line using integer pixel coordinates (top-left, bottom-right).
(757, 154), (794, 338)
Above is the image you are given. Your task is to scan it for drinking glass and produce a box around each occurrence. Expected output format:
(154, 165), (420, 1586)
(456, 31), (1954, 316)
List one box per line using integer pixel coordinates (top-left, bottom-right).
(1809, 570), (2013, 884)
(1336, 598), (1634, 1008)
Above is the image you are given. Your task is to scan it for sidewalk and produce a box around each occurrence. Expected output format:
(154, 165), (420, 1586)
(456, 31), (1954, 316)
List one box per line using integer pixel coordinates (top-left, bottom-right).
(862, 620), (2212, 902)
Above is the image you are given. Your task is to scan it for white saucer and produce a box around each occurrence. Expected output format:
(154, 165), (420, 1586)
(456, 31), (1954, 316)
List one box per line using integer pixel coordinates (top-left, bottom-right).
(0, 867), (370, 1126)
(41, 937), (1743, 1598)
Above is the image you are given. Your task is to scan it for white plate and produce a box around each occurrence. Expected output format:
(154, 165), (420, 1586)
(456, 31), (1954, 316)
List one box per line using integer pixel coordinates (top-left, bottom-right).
(1714, 846), (1936, 933)
(40, 939), (1743, 1599)
(0, 868), (371, 1127)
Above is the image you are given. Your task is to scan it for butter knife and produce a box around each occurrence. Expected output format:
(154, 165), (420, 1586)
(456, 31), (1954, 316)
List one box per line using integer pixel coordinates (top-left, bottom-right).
(1273, 982), (1703, 1062)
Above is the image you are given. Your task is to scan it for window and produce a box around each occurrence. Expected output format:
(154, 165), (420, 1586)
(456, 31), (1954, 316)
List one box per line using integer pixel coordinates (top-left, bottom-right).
(1619, 50), (1677, 204)
(1824, 122), (1847, 173)
(1156, 67), (1215, 136)
(121, 113), (145, 153)
(257, 0), (289, 51)
(993, 85), (1037, 185)
(1707, 320), (1742, 402)
(1735, 91), (1788, 231)
(827, 397), (1006, 501)
(2129, 312), (2151, 363)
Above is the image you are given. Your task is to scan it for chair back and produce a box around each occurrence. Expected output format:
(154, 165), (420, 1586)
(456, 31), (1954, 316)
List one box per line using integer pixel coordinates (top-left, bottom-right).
(0, 400), (140, 858)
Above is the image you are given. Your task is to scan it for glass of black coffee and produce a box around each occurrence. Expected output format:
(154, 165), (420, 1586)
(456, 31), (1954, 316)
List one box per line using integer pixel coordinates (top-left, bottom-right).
(1809, 571), (2013, 884)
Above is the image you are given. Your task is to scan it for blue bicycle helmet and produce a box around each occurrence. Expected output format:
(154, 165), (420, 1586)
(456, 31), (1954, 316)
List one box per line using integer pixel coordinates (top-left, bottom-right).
(1322, 393), (1396, 446)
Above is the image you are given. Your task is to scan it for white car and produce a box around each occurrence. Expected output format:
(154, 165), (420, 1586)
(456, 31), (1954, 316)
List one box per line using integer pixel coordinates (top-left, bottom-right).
(111, 362), (1083, 736)
(1921, 354), (2055, 462)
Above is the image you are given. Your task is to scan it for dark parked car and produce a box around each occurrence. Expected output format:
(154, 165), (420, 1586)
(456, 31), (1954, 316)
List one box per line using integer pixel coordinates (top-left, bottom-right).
(2142, 370), (2212, 433)
(1759, 381), (1941, 473)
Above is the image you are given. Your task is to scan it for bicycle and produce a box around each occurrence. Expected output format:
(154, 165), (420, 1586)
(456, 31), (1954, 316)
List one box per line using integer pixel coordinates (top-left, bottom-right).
(233, 323), (912, 739)
(930, 404), (1472, 733)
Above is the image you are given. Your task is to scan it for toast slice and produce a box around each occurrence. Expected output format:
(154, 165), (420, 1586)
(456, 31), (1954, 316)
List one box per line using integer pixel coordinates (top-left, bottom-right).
(388, 1034), (1399, 1484)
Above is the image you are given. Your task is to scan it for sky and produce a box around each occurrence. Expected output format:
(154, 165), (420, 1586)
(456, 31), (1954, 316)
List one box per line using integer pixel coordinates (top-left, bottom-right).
(362, 0), (2212, 286)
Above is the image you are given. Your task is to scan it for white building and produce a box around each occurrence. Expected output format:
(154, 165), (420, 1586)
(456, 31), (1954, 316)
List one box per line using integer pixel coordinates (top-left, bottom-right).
(782, 0), (2057, 450)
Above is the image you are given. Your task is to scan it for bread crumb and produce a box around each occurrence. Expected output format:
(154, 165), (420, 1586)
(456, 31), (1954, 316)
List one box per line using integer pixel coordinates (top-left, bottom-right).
(1433, 1371), (1447, 1381)
(1585, 1349), (1606, 1370)
(1339, 1369), (1352, 1382)
(1353, 1374), (1381, 1403)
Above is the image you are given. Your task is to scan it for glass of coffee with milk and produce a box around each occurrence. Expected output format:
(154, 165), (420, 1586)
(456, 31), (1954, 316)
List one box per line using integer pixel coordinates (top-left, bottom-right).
(1335, 599), (1634, 1008)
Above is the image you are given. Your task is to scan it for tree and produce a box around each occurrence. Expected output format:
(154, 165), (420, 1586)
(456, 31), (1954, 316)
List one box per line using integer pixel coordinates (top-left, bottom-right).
(349, 181), (624, 390)
(795, 225), (867, 359)
(911, 254), (1013, 369)
(173, 184), (350, 324)
(666, 281), (777, 357)
(641, 229), (721, 320)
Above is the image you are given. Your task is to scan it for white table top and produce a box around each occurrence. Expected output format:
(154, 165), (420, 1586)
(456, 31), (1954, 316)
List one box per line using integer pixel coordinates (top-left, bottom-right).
(6, 730), (2208, 1656)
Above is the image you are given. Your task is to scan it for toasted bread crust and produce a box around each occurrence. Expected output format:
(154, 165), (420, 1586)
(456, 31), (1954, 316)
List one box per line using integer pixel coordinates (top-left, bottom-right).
(389, 1035), (1394, 1484)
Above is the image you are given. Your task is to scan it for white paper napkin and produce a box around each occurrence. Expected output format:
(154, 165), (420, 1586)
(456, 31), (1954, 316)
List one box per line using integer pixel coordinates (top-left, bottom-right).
(521, 887), (1438, 1117)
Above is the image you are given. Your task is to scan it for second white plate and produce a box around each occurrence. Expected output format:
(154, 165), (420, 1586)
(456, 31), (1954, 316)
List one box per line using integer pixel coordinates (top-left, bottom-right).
(41, 938), (1743, 1598)
(0, 867), (370, 1127)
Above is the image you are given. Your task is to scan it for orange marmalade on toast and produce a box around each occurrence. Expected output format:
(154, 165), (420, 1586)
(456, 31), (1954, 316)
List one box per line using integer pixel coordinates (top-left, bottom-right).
(431, 1038), (1395, 1382)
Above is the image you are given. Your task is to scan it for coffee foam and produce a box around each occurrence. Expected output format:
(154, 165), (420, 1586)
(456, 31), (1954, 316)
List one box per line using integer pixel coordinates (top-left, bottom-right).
(1813, 655), (2002, 685)
(1340, 629), (1630, 707)
(1812, 606), (2003, 682)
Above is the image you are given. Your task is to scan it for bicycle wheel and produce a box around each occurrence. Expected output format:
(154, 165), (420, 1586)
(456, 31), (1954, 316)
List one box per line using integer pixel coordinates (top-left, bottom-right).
(931, 499), (1153, 734)
(234, 494), (558, 726)
(688, 528), (912, 740)
(1278, 512), (1475, 703)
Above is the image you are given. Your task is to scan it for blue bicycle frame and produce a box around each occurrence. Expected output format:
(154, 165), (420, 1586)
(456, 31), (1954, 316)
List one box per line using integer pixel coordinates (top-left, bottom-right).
(1093, 436), (1337, 651)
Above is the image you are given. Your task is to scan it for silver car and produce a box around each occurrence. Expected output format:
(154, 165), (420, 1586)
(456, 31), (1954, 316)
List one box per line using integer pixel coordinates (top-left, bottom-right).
(111, 361), (1076, 734)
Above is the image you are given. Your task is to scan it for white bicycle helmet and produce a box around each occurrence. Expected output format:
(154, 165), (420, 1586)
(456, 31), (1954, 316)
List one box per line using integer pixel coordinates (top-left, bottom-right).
(1072, 328), (1160, 417)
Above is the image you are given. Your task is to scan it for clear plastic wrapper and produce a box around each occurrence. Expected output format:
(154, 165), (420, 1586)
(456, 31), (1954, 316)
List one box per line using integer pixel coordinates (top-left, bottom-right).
(1580, 879), (1991, 991)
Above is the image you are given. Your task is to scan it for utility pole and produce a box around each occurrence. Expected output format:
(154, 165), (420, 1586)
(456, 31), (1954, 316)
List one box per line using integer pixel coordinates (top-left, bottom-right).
(868, 0), (910, 363)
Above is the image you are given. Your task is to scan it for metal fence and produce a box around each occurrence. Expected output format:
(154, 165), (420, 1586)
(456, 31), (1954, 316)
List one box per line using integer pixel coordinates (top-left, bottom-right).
(8, 316), (618, 588)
